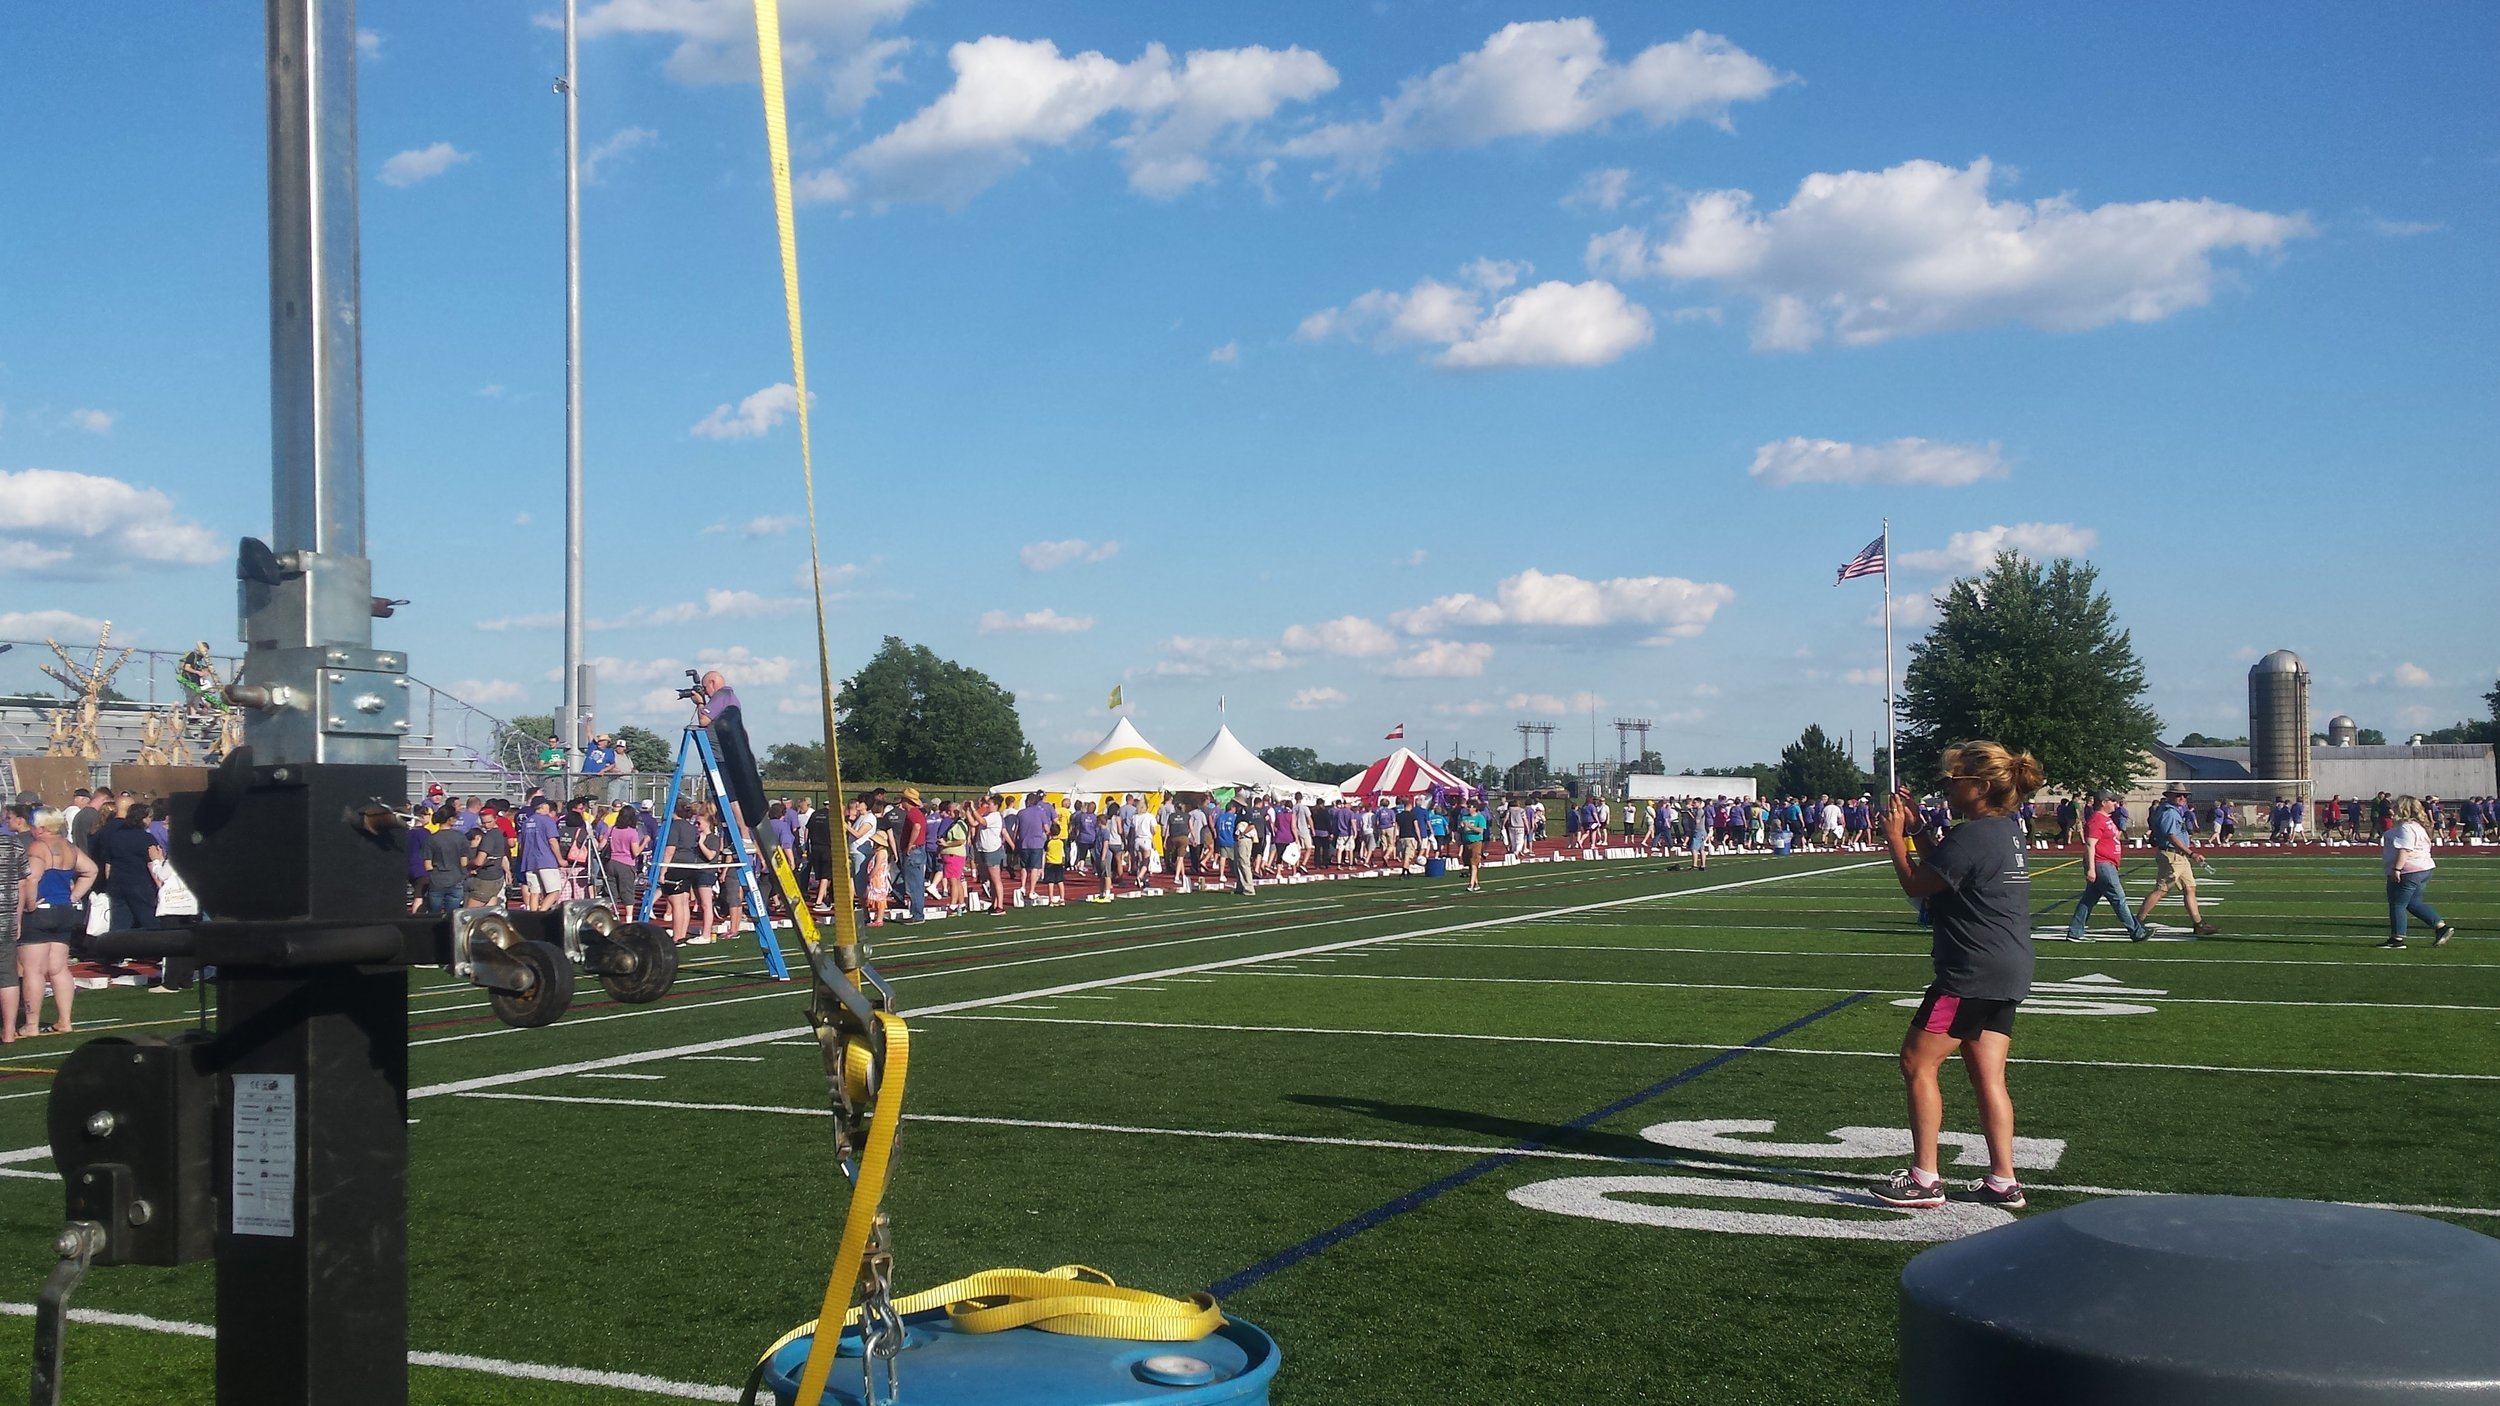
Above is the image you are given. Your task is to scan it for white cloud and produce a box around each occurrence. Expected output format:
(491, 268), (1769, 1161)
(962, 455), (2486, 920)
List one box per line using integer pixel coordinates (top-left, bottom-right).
(1689, 683), (1722, 698)
(979, 608), (1094, 634)
(1431, 700), (1497, 718)
(1301, 260), (1652, 369)
(1155, 635), (1291, 675)
(356, 28), (383, 58)
(1384, 640), (1492, 678)
(695, 644), (796, 684)
(2393, 662), (2434, 688)
(1019, 538), (1119, 571)
(690, 383), (801, 439)
(574, 0), (916, 109)
(1898, 522), (2097, 575)
(66, 409), (113, 434)
(1563, 167), (1633, 212)
(1390, 568), (1733, 643)
(0, 609), (110, 639)
(1283, 21), (1784, 185)
(0, 468), (221, 577)
(1591, 157), (2310, 350)
(449, 678), (528, 706)
(379, 142), (473, 187)
(513, 512), (532, 527)
(477, 611), (563, 632)
(1288, 687), (1347, 711)
(1505, 690), (1603, 714)
(2401, 704), (2435, 727)
(582, 126), (659, 184)
(821, 36), (1337, 206)
(1208, 341), (1240, 365)
(1398, 548), (1428, 567)
(1748, 436), (2009, 487)
(591, 589), (806, 629)
(1842, 668), (1887, 687)
(708, 514), (798, 538)
(1281, 615), (1398, 657)
(792, 560), (866, 589)
(2369, 218), (2441, 238)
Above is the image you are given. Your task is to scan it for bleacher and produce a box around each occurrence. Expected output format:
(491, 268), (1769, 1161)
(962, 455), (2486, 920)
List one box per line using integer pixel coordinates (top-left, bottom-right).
(0, 675), (524, 802)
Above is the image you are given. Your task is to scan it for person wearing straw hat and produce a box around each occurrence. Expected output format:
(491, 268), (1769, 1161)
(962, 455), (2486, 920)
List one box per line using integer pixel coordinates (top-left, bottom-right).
(2135, 785), (2218, 937)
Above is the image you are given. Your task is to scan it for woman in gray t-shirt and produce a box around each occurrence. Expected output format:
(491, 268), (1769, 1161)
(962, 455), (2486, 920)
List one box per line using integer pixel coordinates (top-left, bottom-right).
(1875, 740), (2044, 1213)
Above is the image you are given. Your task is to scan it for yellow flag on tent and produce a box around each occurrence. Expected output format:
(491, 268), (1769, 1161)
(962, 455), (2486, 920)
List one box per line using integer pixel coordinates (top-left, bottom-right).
(1107, 684), (1124, 711)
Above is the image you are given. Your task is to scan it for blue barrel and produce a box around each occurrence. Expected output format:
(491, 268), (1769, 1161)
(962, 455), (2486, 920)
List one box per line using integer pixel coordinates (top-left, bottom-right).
(1423, 856), (1447, 878)
(762, 1314), (1279, 1406)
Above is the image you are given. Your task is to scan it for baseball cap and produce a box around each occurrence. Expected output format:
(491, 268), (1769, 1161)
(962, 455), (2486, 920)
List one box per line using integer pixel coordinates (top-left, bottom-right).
(2094, 789), (2121, 803)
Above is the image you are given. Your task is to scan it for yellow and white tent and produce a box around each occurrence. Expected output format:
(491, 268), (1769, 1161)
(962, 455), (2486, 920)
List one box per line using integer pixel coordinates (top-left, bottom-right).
(990, 717), (1215, 797)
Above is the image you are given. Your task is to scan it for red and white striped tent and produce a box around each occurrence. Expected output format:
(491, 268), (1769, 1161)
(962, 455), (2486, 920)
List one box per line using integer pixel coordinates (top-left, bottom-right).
(1339, 747), (1477, 800)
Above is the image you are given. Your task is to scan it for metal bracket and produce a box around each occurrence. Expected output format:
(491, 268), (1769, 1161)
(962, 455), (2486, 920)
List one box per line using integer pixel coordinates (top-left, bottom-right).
(29, 1221), (107, 1406)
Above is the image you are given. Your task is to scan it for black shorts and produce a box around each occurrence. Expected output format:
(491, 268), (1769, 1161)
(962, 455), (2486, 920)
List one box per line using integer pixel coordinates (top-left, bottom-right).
(1910, 985), (2018, 1040)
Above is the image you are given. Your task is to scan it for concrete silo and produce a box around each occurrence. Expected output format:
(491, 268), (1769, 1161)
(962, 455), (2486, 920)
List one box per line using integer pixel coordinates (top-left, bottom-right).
(2248, 650), (2312, 796)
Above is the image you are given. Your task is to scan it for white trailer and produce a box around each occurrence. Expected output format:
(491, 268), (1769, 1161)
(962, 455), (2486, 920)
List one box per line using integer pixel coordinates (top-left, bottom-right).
(1631, 773), (1758, 801)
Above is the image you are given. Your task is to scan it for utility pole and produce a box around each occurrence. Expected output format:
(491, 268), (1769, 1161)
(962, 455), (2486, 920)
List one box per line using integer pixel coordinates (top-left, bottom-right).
(1613, 717), (1652, 780)
(557, 0), (586, 780)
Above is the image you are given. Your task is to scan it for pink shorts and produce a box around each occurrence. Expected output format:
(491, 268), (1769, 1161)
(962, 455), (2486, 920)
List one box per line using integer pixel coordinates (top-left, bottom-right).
(942, 855), (965, 881)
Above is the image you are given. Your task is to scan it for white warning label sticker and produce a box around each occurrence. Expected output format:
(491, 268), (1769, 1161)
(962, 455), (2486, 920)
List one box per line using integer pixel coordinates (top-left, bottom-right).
(231, 1074), (298, 1238)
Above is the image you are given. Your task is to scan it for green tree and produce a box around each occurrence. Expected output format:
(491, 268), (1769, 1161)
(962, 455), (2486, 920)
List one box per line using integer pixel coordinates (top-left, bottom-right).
(612, 724), (672, 776)
(2357, 727), (2387, 746)
(1898, 553), (2161, 795)
(1258, 745), (1322, 781)
(1776, 724), (1867, 799)
(498, 712), (556, 775)
(1312, 760), (1365, 785)
(1505, 757), (1552, 791)
(2181, 733), (2249, 748)
(1636, 749), (1664, 775)
(831, 637), (1037, 784)
(763, 741), (828, 780)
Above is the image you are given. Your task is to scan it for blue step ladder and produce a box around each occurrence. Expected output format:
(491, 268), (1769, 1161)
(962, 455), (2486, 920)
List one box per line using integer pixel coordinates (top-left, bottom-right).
(637, 723), (791, 980)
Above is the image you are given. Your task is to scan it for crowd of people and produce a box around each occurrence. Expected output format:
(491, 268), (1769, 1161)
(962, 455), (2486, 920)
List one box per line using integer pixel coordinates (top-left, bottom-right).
(0, 786), (204, 1039)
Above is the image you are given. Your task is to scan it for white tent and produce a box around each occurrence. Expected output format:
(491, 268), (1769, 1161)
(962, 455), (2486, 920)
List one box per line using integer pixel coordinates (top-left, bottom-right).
(990, 716), (1215, 797)
(1180, 724), (1343, 802)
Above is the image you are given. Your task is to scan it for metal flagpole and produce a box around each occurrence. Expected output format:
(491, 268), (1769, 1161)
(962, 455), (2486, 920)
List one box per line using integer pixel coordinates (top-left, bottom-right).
(1882, 517), (1897, 797)
(558, 0), (585, 781)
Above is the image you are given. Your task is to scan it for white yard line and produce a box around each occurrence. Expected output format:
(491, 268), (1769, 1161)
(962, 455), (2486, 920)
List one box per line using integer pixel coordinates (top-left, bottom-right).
(406, 863), (1883, 1100)
(929, 1013), (2500, 1082)
(1411, 939), (2500, 971)
(449, 1093), (2500, 1220)
(1216, 969), (2500, 1013)
(0, 1302), (738, 1401)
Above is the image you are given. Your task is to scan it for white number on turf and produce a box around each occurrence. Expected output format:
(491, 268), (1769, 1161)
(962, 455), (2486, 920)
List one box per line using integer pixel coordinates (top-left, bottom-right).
(1891, 972), (2166, 1017)
(1638, 1119), (2065, 1170)
(1508, 1174), (2013, 1241)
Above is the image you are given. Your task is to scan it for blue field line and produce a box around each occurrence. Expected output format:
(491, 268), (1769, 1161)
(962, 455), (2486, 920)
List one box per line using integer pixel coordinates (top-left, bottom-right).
(1204, 989), (1873, 1299)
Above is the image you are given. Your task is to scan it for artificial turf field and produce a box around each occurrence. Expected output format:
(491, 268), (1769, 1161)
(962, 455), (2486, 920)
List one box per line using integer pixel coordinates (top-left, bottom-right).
(0, 848), (2493, 1404)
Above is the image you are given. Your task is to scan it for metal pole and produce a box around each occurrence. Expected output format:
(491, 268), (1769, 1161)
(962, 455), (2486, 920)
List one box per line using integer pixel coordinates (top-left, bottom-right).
(267, 0), (364, 566)
(558, 0), (585, 780)
(1882, 518), (1897, 797)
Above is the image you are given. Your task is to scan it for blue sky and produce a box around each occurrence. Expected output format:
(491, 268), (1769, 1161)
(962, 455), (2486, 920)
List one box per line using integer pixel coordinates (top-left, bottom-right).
(4, 2), (2495, 774)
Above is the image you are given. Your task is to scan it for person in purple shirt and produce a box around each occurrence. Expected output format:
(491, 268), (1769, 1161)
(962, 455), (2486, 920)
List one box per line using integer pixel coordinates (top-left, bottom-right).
(517, 798), (564, 913)
(1014, 792), (1057, 905)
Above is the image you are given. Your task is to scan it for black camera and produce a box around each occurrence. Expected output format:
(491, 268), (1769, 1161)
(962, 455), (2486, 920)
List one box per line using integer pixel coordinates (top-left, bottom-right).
(674, 668), (704, 702)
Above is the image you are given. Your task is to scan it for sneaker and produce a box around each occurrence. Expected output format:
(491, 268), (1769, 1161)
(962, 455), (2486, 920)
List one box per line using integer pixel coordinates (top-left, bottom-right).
(2127, 928), (2150, 943)
(2377, 936), (2406, 949)
(2062, 932), (2092, 943)
(1963, 1179), (2027, 1210)
(2432, 924), (2456, 947)
(1873, 1170), (1946, 1209)
(2192, 922), (2219, 936)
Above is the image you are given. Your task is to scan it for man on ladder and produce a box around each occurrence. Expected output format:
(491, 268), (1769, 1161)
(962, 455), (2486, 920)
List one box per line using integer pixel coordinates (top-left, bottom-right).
(635, 669), (792, 978)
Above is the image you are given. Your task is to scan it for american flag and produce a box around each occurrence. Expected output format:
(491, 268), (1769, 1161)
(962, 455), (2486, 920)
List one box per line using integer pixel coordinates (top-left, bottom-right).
(1835, 533), (1886, 585)
(1384, 722), (1406, 740)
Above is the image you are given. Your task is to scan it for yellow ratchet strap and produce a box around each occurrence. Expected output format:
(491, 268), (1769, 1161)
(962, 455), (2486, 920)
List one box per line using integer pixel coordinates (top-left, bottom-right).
(752, 1267), (1222, 1371)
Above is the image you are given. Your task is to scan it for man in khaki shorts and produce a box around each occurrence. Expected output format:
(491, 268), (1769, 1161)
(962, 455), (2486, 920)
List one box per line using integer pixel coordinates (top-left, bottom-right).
(2135, 786), (2218, 936)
